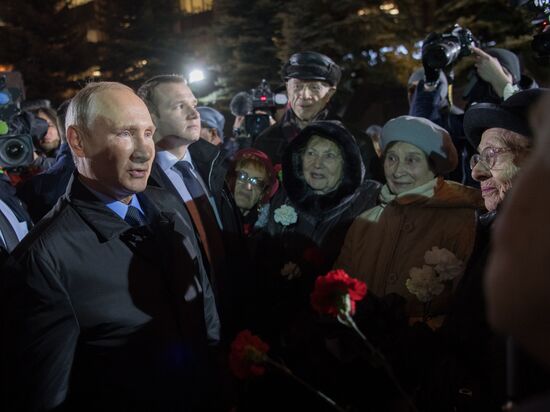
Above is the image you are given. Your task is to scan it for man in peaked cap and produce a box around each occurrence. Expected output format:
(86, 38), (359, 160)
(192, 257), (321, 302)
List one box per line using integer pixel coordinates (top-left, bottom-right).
(253, 51), (382, 181)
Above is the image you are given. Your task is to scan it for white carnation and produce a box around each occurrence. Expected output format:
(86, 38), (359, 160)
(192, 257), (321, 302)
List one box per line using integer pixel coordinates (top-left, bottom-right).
(424, 247), (464, 281)
(274, 205), (298, 226)
(406, 265), (444, 303)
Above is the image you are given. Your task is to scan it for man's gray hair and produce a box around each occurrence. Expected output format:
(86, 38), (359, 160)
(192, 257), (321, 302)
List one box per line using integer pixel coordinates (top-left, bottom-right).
(65, 81), (133, 135)
(137, 74), (187, 116)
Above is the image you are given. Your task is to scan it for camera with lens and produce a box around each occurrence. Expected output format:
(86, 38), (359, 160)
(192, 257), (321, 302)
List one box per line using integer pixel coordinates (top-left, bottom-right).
(230, 79), (287, 141)
(0, 74), (44, 170)
(422, 25), (478, 71)
(512, 0), (550, 59)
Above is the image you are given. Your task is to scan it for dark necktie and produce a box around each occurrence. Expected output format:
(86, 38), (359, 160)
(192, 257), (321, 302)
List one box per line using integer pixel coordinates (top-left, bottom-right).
(173, 160), (225, 269)
(173, 161), (208, 200)
(125, 205), (147, 227)
(0, 209), (19, 252)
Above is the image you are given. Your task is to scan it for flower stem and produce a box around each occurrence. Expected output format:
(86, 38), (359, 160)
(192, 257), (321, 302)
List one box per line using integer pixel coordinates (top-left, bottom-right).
(338, 313), (420, 412)
(265, 358), (348, 412)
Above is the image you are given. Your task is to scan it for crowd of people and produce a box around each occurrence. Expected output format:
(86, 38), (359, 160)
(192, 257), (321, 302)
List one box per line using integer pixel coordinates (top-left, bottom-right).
(0, 42), (549, 412)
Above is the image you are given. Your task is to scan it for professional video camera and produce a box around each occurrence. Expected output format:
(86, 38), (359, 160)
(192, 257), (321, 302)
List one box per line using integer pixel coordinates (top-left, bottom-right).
(422, 25), (479, 71)
(230, 79), (287, 140)
(0, 73), (46, 170)
(512, 0), (550, 59)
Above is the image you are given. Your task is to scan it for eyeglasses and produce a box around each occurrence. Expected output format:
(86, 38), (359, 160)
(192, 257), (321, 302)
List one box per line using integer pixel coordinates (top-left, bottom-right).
(236, 170), (266, 189)
(470, 146), (516, 170)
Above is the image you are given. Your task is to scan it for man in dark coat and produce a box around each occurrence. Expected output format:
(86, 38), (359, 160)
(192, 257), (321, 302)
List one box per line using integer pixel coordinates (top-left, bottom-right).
(253, 51), (382, 181)
(137, 75), (244, 338)
(0, 82), (220, 411)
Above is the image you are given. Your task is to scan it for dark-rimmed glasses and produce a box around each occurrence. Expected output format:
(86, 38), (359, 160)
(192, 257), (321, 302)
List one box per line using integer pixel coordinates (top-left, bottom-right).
(470, 146), (516, 170)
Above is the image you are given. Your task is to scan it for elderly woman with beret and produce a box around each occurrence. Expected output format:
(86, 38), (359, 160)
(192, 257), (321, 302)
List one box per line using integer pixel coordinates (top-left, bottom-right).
(336, 115), (483, 321)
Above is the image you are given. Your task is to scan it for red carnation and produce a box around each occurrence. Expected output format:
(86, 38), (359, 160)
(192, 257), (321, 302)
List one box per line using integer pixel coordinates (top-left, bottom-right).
(310, 269), (367, 317)
(229, 330), (270, 379)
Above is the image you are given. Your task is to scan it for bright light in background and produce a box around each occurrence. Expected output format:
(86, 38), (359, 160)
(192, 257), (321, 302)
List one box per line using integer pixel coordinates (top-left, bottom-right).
(395, 45), (408, 55)
(380, 1), (399, 15)
(188, 69), (205, 84)
(412, 41), (423, 60)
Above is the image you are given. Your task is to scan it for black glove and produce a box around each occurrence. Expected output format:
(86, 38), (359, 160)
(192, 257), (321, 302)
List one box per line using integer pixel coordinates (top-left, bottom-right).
(422, 32), (442, 84)
(423, 65), (441, 84)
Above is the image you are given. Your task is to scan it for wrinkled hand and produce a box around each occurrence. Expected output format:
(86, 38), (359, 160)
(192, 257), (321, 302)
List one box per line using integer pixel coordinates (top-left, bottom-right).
(471, 46), (512, 97)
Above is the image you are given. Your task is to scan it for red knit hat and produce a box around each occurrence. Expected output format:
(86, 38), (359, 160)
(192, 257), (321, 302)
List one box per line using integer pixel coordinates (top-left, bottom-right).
(232, 148), (280, 204)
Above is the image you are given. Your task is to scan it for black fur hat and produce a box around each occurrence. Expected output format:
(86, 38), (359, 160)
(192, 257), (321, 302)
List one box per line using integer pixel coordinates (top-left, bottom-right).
(282, 120), (364, 215)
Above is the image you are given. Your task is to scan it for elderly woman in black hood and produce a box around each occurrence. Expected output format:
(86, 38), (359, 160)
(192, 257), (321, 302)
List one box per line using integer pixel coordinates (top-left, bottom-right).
(251, 120), (379, 341)
(242, 120), (379, 411)
(262, 120), (380, 268)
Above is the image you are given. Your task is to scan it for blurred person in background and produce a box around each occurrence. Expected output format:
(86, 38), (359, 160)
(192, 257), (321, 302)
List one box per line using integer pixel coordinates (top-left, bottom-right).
(197, 106), (225, 147)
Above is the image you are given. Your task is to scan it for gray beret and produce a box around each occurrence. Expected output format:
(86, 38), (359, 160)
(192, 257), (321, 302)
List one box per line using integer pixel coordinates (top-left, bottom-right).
(381, 115), (458, 175)
(197, 106), (225, 141)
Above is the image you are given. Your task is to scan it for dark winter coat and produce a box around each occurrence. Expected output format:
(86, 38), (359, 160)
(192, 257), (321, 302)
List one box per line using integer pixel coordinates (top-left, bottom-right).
(148, 139), (242, 246)
(188, 139), (243, 239)
(16, 142), (76, 222)
(418, 211), (550, 412)
(264, 120), (380, 263)
(242, 122), (379, 411)
(148, 139), (246, 339)
(0, 175), (220, 411)
(252, 121), (379, 342)
(253, 108), (383, 181)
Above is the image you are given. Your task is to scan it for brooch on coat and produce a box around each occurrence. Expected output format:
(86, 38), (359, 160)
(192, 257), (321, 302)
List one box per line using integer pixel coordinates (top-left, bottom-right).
(273, 204), (298, 227)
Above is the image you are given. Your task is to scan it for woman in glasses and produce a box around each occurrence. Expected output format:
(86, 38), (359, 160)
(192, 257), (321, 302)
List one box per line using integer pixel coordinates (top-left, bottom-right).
(228, 148), (279, 235)
(418, 101), (536, 412)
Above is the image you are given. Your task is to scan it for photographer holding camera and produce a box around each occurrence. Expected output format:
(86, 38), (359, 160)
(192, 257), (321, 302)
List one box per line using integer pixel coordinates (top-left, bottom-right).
(228, 82), (282, 158)
(410, 26), (536, 186)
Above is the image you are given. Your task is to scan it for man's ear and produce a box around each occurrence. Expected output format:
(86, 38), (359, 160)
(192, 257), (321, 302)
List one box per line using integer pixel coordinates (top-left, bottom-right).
(327, 86), (337, 100)
(67, 126), (85, 158)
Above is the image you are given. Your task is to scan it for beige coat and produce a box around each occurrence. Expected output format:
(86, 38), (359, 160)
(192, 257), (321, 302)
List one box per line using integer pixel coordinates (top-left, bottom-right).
(335, 177), (483, 317)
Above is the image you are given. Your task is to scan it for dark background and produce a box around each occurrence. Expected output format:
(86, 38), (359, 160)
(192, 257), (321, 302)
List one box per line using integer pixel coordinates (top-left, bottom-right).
(0, 0), (547, 131)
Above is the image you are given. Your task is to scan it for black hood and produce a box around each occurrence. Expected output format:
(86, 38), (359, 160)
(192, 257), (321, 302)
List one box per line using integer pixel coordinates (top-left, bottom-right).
(282, 120), (365, 215)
